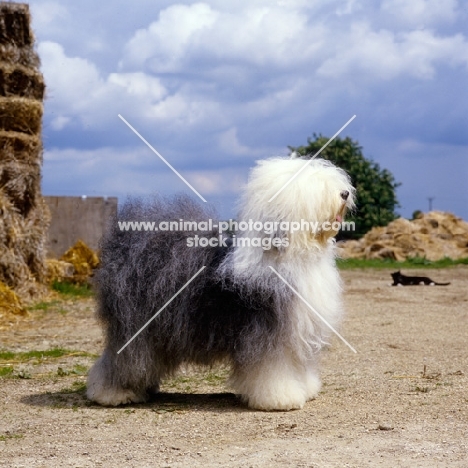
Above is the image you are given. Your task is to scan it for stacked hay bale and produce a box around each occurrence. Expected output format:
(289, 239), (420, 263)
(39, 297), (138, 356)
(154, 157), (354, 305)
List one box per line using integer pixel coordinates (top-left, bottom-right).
(0, 2), (49, 302)
(340, 211), (468, 261)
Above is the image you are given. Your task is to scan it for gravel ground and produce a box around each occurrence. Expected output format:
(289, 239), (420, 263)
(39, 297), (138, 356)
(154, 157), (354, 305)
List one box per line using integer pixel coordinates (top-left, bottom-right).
(0, 266), (467, 467)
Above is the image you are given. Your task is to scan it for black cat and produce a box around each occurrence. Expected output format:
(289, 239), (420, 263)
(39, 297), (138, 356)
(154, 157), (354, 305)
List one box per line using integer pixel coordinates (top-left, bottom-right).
(391, 270), (450, 286)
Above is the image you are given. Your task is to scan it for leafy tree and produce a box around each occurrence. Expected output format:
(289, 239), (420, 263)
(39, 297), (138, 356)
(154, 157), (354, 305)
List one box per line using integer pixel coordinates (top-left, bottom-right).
(289, 134), (400, 239)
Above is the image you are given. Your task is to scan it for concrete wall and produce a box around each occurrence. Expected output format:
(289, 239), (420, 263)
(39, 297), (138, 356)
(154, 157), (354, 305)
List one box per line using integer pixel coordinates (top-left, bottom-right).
(44, 196), (118, 258)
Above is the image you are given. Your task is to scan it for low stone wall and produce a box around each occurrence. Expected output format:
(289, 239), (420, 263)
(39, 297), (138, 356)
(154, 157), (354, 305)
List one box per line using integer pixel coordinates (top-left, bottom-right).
(44, 196), (117, 258)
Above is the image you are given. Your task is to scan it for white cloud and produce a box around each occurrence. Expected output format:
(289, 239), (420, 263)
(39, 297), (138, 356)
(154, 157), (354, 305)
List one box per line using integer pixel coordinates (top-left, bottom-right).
(43, 145), (249, 200)
(218, 127), (265, 156)
(317, 24), (468, 80)
(39, 41), (103, 110)
(30, 1), (69, 31)
(190, 170), (235, 195)
(50, 115), (71, 131)
(39, 40), (227, 136)
(32, 0), (468, 220)
(108, 72), (167, 101)
(118, 2), (468, 90)
(43, 146), (169, 195)
(120, 2), (324, 72)
(381, 0), (459, 26)
(37, 4), (468, 154)
(121, 3), (219, 71)
(335, 0), (363, 16)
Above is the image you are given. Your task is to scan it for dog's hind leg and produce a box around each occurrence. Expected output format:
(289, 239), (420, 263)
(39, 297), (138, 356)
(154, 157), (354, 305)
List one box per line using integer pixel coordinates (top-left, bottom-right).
(86, 349), (149, 406)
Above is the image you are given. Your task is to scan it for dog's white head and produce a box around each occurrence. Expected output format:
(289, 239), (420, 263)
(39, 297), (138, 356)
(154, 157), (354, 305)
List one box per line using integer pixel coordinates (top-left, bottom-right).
(238, 156), (355, 251)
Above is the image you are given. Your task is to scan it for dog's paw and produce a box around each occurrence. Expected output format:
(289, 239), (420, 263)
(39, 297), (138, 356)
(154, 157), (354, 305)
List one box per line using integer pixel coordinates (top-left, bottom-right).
(87, 385), (147, 406)
(305, 373), (321, 401)
(245, 391), (306, 411)
(241, 380), (308, 411)
(146, 384), (160, 396)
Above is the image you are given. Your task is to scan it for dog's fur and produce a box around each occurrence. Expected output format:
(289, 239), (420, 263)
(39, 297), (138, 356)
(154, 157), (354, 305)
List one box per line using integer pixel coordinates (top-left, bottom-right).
(87, 157), (355, 410)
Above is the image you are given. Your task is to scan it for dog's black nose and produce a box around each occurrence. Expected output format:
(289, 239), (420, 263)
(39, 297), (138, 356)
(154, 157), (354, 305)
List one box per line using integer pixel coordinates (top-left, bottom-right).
(340, 190), (349, 201)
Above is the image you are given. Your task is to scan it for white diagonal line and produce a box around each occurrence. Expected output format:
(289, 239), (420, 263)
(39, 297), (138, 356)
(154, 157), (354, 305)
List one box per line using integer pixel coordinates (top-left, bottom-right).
(117, 266), (207, 354)
(268, 266), (357, 353)
(268, 114), (356, 202)
(118, 114), (207, 203)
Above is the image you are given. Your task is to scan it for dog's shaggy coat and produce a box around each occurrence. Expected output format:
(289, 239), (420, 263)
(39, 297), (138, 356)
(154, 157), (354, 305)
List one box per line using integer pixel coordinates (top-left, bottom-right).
(87, 157), (355, 410)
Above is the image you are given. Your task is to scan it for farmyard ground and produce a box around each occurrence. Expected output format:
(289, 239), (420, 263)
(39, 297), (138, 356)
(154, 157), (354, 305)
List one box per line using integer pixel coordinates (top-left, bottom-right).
(1, 267), (467, 467)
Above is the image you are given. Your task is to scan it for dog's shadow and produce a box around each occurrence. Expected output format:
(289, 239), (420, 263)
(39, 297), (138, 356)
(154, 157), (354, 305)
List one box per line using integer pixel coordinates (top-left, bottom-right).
(21, 388), (246, 413)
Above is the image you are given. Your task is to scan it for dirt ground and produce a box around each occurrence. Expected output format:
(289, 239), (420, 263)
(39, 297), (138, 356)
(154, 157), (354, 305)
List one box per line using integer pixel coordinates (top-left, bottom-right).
(1, 267), (467, 467)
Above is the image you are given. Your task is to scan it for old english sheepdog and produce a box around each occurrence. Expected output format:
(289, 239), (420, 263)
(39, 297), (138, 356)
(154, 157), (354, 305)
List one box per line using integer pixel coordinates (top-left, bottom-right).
(87, 155), (355, 410)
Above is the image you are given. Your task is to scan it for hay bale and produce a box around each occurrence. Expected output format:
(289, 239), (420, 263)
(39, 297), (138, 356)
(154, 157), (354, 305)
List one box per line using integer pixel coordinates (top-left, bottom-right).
(60, 240), (99, 283)
(454, 234), (468, 249)
(0, 2), (33, 47)
(0, 96), (42, 134)
(0, 64), (45, 99)
(339, 211), (468, 261)
(0, 3), (48, 306)
(20, 198), (51, 282)
(337, 239), (362, 259)
(0, 160), (40, 214)
(362, 226), (386, 243)
(0, 3), (39, 67)
(0, 130), (41, 164)
(385, 217), (413, 235)
(0, 190), (50, 300)
(366, 245), (406, 262)
(0, 42), (39, 68)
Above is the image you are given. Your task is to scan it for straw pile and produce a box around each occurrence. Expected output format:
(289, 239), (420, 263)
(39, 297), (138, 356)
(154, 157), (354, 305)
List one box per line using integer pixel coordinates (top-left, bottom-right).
(45, 259), (74, 284)
(0, 2), (49, 304)
(45, 240), (99, 285)
(0, 280), (27, 328)
(59, 240), (99, 284)
(0, 280), (26, 313)
(339, 211), (468, 261)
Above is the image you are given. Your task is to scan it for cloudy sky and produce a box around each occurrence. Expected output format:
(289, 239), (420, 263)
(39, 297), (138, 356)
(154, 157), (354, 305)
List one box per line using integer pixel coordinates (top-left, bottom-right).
(28, 0), (468, 219)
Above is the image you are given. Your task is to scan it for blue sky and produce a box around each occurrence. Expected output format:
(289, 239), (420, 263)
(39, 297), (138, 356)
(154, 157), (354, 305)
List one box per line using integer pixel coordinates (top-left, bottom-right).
(29, 0), (468, 219)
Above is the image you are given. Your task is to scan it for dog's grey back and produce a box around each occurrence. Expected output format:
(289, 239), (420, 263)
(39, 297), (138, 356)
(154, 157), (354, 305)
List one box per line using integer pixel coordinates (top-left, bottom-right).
(95, 194), (291, 378)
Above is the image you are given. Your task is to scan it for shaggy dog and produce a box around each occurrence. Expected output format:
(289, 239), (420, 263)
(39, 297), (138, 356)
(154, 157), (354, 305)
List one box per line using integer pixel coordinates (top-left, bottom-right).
(87, 156), (355, 410)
